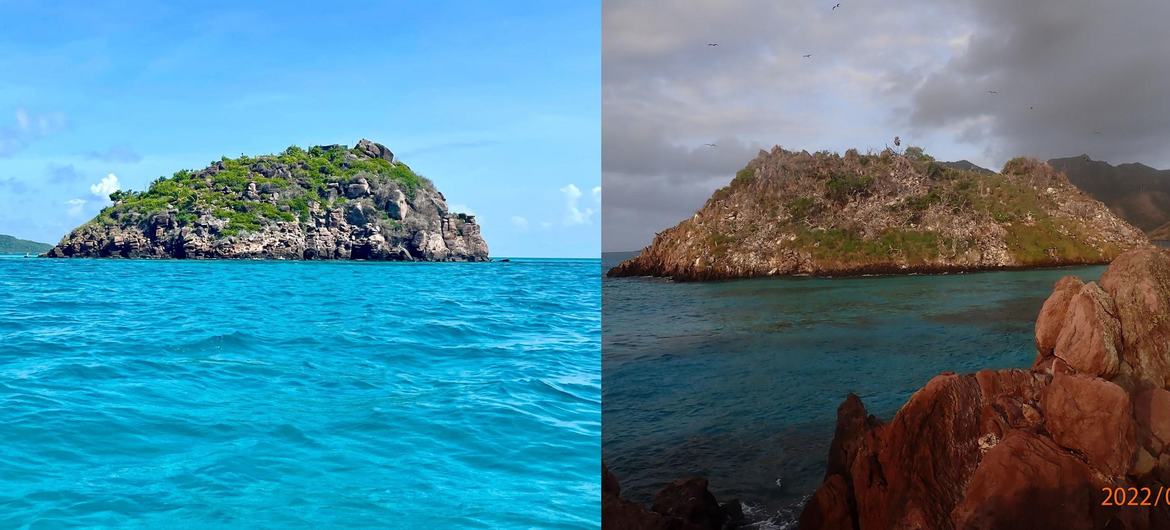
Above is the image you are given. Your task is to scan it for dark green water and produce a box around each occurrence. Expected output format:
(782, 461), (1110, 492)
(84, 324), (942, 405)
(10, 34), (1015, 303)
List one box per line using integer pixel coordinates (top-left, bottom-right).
(602, 251), (1106, 527)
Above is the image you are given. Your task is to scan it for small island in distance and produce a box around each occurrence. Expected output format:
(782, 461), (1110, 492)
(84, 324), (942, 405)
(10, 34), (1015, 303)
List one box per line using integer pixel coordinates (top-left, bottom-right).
(609, 146), (1149, 280)
(0, 234), (52, 255)
(46, 139), (488, 261)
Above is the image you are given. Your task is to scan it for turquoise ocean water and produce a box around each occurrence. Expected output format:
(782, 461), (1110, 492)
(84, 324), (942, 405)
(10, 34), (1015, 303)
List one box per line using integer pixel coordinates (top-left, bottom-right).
(0, 256), (600, 529)
(602, 251), (1106, 528)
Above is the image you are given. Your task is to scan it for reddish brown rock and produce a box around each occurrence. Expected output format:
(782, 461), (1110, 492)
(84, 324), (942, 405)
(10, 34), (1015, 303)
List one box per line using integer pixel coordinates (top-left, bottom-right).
(797, 474), (855, 530)
(841, 370), (1048, 530)
(1035, 275), (1086, 359)
(825, 393), (872, 478)
(951, 430), (1101, 530)
(1053, 282), (1123, 377)
(1042, 373), (1136, 477)
(1099, 248), (1170, 389)
(1134, 388), (1170, 452)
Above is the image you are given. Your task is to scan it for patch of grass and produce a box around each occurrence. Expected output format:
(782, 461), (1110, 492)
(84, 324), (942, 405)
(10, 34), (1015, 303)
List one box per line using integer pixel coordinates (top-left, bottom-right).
(1003, 219), (1102, 264)
(794, 227), (942, 265)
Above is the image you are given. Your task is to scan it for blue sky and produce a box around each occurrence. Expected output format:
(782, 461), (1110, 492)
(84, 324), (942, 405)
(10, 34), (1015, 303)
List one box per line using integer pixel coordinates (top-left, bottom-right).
(0, 1), (599, 258)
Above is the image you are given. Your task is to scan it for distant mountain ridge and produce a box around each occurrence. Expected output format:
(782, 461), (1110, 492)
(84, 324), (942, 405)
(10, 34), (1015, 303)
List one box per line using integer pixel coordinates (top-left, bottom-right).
(0, 234), (52, 254)
(939, 160), (995, 175)
(1047, 154), (1170, 237)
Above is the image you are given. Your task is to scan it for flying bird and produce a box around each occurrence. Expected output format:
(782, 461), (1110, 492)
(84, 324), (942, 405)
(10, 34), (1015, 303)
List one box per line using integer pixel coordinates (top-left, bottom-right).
(704, 143), (718, 148)
(1094, 131), (1102, 135)
(707, 43), (719, 47)
(803, 54), (813, 58)
(833, 3), (841, 10)
(987, 90), (999, 94)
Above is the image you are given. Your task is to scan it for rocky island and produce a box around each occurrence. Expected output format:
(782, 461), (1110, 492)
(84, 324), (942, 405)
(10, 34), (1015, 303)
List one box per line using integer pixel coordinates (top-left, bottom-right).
(608, 147), (1148, 280)
(46, 139), (488, 261)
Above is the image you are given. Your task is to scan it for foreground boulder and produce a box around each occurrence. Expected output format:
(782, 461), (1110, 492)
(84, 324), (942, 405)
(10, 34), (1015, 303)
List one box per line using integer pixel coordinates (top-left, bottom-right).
(801, 247), (1170, 529)
(45, 140), (488, 261)
(609, 148), (1147, 280)
(602, 464), (743, 530)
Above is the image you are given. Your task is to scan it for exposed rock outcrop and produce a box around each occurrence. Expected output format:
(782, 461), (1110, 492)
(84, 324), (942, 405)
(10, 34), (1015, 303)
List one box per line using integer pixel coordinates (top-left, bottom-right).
(609, 148), (1148, 281)
(603, 464), (743, 530)
(800, 247), (1170, 530)
(45, 140), (488, 261)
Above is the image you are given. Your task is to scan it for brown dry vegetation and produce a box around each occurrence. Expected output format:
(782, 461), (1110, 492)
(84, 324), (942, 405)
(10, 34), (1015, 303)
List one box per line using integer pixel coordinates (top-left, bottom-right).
(610, 146), (1149, 281)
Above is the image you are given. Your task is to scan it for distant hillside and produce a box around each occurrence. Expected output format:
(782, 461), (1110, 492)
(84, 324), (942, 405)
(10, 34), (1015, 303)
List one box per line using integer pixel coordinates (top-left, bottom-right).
(0, 234), (52, 254)
(939, 160), (995, 175)
(1148, 221), (1170, 241)
(609, 147), (1148, 280)
(1048, 154), (1170, 235)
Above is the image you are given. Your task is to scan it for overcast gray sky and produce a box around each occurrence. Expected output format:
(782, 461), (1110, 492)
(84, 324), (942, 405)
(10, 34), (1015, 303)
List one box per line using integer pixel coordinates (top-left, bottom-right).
(603, 0), (1170, 251)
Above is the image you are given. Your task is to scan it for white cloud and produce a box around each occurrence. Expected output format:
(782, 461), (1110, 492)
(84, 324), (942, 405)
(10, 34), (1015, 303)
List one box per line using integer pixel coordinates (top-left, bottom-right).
(510, 215), (529, 230)
(560, 183), (595, 226)
(66, 198), (86, 216)
(592, 185), (601, 203)
(0, 107), (67, 157)
(35, 113), (65, 135)
(540, 221), (553, 230)
(90, 173), (120, 198)
(14, 108), (29, 131)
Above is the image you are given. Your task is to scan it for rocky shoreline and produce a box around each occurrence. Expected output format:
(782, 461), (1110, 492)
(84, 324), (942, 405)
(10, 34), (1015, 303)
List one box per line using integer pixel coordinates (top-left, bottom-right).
(606, 247), (1170, 529)
(608, 255), (1118, 281)
(45, 140), (489, 262)
(608, 148), (1148, 281)
(603, 464), (744, 530)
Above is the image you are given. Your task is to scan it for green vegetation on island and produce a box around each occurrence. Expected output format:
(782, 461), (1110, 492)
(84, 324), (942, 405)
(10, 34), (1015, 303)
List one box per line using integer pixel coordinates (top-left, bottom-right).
(610, 146), (1149, 280)
(93, 143), (430, 237)
(48, 139), (488, 261)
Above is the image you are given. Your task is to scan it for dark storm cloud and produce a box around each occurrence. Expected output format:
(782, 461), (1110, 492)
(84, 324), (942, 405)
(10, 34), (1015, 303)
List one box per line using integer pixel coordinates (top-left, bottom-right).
(907, 0), (1170, 165)
(603, 0), (1170, 251)
(602, 0), (960, 251)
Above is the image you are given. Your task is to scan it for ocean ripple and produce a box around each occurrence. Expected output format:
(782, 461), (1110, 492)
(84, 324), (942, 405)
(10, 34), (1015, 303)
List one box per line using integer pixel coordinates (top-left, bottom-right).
(0, 256), (600, 528)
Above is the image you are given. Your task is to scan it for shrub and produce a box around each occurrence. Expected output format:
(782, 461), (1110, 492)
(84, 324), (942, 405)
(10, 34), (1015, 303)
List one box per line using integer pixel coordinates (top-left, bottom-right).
(787, 197), (819, 220)
(826, 171), (875, 203)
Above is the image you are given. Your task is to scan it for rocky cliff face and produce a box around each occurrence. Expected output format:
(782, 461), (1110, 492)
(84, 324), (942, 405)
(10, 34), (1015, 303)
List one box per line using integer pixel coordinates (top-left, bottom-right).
(609, 147), (1148, 280)
(800, 247), (1170, 530)
(46, 140), (488, 261)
